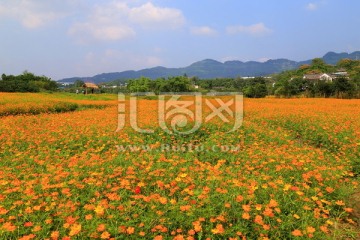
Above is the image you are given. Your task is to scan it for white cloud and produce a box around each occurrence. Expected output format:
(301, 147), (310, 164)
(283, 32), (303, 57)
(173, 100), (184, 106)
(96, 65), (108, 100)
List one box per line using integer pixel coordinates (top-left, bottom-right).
(68, 2), (136, 42)
(0, 0), (68, 29)
(306, 1), (328, 11)
(129, 2), (185, 29)
(68, 1), (185, 42)
(306, 3), (318, 11)
(68, 22), (136, 42)
(226, 23), (272, 36)
(190, 26), (217, 36)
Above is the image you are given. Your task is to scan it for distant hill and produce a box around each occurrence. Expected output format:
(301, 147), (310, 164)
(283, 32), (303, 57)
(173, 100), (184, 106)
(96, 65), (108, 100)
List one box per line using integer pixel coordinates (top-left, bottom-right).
(58, 51), (360, 84)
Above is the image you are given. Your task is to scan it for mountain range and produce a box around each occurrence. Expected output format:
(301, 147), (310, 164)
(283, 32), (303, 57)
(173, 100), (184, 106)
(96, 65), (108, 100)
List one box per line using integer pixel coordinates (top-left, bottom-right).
(58, 51), (360, 84)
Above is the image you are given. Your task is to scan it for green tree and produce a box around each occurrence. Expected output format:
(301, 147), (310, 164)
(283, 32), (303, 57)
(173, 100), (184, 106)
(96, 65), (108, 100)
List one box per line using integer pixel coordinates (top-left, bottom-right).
(0, 71), (57, 92)
(333, 77), (356, 98)
(243, 77), (268, 98)
(274, 79), (291, 97)
(127, 77), (151, 92)
(74, 80), (85, 88)
(165, 76), (192, 92)
(314, 81), (334, 97)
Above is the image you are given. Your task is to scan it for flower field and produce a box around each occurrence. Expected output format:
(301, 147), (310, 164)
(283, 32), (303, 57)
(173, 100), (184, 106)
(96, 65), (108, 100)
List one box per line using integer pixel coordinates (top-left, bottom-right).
(0, 93), (115, 116)
(0, 93), (360, 239)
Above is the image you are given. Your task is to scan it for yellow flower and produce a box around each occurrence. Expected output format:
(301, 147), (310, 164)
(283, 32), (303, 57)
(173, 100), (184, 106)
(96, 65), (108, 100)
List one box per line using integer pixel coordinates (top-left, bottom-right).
(94, 205), (105, 215)
(69, 223), (82, 236)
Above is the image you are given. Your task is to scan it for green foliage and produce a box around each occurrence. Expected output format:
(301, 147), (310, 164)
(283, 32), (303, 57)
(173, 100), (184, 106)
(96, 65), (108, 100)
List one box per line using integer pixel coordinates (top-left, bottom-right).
(0, 71), (58, 92)
(194, 77), (271, 98)
(128, 77), (151, 92)
(74, 79), (85, 88)
(127, 76), (193, 94)
(243, 78), (268, 98)
(333, 77), (357, 98)
(272, 58), (360, 98)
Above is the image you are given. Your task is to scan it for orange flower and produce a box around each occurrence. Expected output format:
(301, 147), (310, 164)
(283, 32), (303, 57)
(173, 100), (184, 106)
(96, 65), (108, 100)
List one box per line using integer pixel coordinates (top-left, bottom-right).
(65, 216), (78, 225)
(24, 222), (33, 227)
(180, 205), (191, 212)
(173, 235), (185, 240)
(263, 207), (274, 217)
(236, 195), (244, 202)
(2, 221), (16, 232)
(69, 223), (82, 236)
(32, 226), (42, 232)
(263, 224), (270, 230)
(335, 200), (345, 206)
(325, 187), (334, 193)
(344, 207), (353, 213)
(18, 234), (36, 240)
(159, 197), (167, 204)
(100, 231), (111, 239)
(126, 227), (135, 234)
(97, 223), (106, 232)
(291, 229), (303, 237)
(0, 207), (8, 215)
(211, 224), (225, 234)
(268, 199), (278, 208)
(319, 225), (329, 233)
(45, 219), (53, 224)
(242, 212), (251, 220)
(242, 204), (251, 212)
(192, 221), (202, 232)
(306, 226), (316, 234)
(50, 231), (60, 239)
(254, 215), (263, 225)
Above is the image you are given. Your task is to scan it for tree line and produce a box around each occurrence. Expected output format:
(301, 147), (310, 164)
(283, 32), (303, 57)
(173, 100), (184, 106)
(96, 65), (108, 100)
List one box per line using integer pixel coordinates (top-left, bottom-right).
(126, 76), (194, 94)
(123, 58), (360, 98)
(0, 71), (58, 92)
(124, 76), (269, 97)
(2, 58), (360, 98)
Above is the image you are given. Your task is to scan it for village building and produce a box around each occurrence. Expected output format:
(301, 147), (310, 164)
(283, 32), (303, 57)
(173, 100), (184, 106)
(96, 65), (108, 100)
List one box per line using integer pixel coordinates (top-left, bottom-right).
(303, 70), (348, 82)
(303, 73), (334, 82)
(83, 82), (99, 94)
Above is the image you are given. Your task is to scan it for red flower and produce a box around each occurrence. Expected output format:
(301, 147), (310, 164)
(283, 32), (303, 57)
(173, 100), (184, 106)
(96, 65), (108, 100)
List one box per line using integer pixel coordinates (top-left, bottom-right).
(24, 222), (33, 227)
(134, 186), (141, 194)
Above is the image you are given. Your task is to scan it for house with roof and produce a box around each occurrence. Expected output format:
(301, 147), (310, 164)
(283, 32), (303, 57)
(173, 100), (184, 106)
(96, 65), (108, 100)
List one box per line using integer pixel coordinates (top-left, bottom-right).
(303, 73), (333, 82)
(332, 69), (349, 78)
(303, 69), (349, 83)
(83, 82), (99, 94)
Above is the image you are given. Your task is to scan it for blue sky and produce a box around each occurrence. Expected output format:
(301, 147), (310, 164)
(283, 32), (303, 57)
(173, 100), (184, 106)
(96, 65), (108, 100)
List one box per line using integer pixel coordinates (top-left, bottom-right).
(1, 0), (360, 80)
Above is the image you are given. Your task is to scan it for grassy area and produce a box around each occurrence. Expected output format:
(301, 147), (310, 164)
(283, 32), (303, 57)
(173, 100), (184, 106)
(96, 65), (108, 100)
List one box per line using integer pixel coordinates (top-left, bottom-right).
(0, 94), (359, 239)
